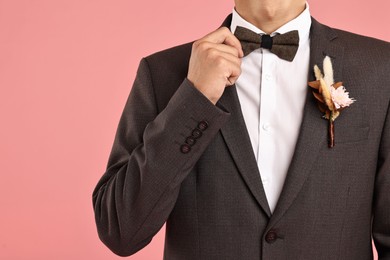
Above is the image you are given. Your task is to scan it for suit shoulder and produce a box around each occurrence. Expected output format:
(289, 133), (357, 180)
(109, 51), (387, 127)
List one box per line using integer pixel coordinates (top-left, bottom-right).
(144, 42), (193, 68)
(312, 19), (389, 53)
(332, 27), (390, 50)
(328, 26), (390, 93)
(138, 42), (194, 84)
(324, 23), (390, 70)
(135, 42), (194, 110)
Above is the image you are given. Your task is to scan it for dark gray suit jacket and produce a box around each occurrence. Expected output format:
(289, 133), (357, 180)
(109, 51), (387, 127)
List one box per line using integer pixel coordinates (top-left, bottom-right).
(93, 16), (390, 259)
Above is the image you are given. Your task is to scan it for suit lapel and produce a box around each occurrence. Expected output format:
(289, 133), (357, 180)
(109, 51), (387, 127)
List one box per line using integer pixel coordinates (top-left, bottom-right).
(218, 13), (272, 217)
(218, 86), (272, 217)
(217, 16), (345, 221)
(268, 18), (345, 227)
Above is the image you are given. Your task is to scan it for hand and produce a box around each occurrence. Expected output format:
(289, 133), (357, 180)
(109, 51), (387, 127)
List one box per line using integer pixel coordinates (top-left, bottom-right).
(187, 27), (243, 105)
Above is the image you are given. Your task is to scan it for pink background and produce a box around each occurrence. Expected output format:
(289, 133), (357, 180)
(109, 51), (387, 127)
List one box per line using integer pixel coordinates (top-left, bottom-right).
(1, 0), (389, 259)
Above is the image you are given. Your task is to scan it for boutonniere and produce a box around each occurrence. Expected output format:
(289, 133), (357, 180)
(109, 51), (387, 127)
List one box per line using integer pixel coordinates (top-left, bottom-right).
(308, 56), (355, 148)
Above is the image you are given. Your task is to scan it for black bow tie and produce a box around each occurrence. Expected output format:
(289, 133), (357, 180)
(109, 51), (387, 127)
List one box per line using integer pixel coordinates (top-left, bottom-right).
(234, 26), (300, 62)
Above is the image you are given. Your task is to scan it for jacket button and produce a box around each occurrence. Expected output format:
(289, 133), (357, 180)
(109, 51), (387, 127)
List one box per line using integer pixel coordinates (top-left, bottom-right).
(191, 128), (202, 139)
(198, 121), (209, 131)
(185, 137), (196, 146)
(180, 144), (191, 154)
(265, 230), (278, 243)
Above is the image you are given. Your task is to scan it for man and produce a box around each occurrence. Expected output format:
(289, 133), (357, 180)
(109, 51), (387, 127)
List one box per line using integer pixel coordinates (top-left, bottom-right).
(93, 0), (390, 259)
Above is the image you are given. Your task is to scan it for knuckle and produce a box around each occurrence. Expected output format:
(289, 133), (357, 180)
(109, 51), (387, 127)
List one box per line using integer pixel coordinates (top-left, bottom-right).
(215, 56), (226, 66)
(192, 40), (202, 49)
(221, 27), (230, 34)
(198, 42), (209, 51)
(207, 49), (218, 59)
(231, 46), (238, 54)
(191, 42), (199, 52)
(235, 61), (242, 71)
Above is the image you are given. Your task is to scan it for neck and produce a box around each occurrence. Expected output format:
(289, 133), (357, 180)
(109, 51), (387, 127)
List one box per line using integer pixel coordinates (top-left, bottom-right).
(234, 0), (306, 34)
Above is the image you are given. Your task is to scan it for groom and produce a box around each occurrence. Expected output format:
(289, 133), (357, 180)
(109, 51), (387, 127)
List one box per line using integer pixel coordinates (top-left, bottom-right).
(93, 0), (390, 259)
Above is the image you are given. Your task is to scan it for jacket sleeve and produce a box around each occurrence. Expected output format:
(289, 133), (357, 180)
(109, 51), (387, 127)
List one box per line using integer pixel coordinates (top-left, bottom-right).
(92, 58), (230, 256)
(373, 100), (390, 259)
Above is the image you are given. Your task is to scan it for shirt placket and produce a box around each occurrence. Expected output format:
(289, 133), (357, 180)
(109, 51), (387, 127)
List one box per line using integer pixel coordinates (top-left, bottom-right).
(258, 49), (277, 210)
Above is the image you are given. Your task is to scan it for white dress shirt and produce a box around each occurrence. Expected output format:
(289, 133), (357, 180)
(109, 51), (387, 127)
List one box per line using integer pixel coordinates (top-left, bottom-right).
(230, 4), (312, 213)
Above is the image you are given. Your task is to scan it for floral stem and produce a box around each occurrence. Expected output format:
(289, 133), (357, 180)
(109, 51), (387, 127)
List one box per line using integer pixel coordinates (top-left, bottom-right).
(328, 113), (335, 148)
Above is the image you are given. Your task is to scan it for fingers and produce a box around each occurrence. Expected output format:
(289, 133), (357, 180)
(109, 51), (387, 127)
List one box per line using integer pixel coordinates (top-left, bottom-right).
(210, 51), (241, 86)
(194, 41), (241, 58)
(214, 52), (242, 76)
(196, 44), (241, 85)
(202, 27), (243, 58)
(187, 27), (243, 104)
(225, 60), (241, 86)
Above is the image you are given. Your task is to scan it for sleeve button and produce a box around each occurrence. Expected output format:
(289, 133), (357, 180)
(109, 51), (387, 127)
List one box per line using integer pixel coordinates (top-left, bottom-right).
(198, 120), (209, 131)
(185, 137), (196, 146)
(180, 144), (191, 154)
(191, 128), (202, 139)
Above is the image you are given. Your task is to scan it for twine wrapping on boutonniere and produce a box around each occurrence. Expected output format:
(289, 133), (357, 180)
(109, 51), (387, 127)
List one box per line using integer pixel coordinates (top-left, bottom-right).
(308, 56), (355, 148)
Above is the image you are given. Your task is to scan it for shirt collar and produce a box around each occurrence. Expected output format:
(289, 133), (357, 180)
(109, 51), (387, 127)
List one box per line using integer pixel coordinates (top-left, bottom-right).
(230, 2), (311, 45)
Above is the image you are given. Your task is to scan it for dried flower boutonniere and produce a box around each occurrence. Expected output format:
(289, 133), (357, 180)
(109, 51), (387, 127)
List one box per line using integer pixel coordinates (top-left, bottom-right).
(308, 56), (355, 148)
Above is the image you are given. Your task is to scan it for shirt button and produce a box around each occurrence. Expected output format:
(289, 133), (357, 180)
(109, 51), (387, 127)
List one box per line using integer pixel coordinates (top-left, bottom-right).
(262, 178), (269, 184)
(265, 74), (272, 81)
(262, 123), (271, 131)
